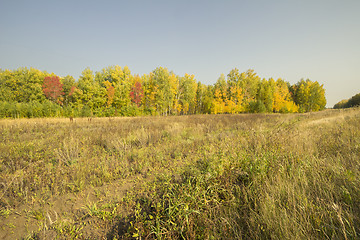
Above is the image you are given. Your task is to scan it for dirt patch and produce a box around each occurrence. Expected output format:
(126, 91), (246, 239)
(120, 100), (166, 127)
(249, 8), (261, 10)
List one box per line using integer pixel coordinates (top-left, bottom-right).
(0, 177), (136, 240)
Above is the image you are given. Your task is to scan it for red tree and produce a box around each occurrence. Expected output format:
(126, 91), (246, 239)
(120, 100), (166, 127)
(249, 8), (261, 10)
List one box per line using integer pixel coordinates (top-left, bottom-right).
(42, 76), (65, 104)
(130, 80), (144, 107)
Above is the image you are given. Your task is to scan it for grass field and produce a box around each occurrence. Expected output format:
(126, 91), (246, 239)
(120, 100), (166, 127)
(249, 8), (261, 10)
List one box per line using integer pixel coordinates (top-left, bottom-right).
(0, 108), (359, 239)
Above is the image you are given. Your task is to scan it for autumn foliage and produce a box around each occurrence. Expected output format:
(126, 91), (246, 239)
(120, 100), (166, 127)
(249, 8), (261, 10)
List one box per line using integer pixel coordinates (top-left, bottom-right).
(130, 76), (144, 107)
(103, 81), (115, 106)
(0, 66), (327, 118)
(42, 75), (64, 104)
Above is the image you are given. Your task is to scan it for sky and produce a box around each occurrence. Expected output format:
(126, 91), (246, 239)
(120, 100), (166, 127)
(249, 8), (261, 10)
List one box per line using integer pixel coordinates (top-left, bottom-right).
(0, 0), (359, 107)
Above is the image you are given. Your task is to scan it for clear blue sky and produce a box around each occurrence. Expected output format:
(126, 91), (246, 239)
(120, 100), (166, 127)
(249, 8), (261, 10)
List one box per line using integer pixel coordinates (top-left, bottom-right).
(1, 0), (359, 107)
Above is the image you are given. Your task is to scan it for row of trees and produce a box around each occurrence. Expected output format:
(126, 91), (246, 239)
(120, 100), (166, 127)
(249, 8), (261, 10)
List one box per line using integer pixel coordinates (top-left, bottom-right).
(334, 93), (360, 109)
(0, 66), (326, 118)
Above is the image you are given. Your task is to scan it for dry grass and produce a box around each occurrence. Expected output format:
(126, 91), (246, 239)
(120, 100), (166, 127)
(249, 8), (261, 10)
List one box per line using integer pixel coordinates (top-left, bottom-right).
(0, 109), (359, 239)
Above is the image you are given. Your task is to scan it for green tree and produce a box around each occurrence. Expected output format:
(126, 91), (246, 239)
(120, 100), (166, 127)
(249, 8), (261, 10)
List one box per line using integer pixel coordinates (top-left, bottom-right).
(76, 68), (106, 112)
(112, 66), (133, 114)
(346, 93), (360, 108)
(291, 79), (326, 112)
(0, 69), (17, 102)
(333, 99), (349, 109)
(95, 65), (123, 85)
(178, 74), (197, 114)
(151, 67), (178, 115)
(0, 68), (47, 103)
(335, 93), (360, 109)
(25, 68), (48, 102)
(141, 73), (156, 115)
(256, 78), (275, 112)
(228, 69), (260, 107)
(61, 75), (76, 105)
(195, 82), (206, 114)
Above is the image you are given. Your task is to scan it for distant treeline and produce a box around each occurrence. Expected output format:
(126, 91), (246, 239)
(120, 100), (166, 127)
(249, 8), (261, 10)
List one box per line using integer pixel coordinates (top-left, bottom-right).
(333, 93), (360, 109)
(0, 66), (326, 118)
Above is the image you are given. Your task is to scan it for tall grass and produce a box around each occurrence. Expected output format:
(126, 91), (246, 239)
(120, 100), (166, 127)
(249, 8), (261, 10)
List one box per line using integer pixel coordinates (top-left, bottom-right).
(0, 109), (359, 239)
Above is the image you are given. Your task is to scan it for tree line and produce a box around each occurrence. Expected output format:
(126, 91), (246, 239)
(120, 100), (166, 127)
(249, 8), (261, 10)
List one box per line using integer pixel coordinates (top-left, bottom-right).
(0, 66), (326, 118)
(333, 93), (360, 109)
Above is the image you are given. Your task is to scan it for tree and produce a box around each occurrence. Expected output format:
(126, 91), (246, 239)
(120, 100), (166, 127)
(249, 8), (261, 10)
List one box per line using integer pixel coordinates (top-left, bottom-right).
(77, 68), (95, 105)
(346, 93), (360, 108)
(256, 78), (275, 112)
(195, 82), (205, 114)
(24, 68), (48, 102)
(291, 79), (326, 112)
(112, 66), (133, 113)
(211, 74), (227, 114)
(178, 74), (197, 114)
(151, 67), (178, 115)
(61, 75), (76, 105)
(273, 79), (298, 113)
(0, 69), (17, 102)
(130, 75), (144, 107)
(95, 65), (122, 85)
(228, 69), (260, 106)
(228, 84), (244, 113)
(0, 68), (47, 103)
(334, 99), (349, 109)
(42, 75), (64, 104)
(103, 80), (115, 107)
(77, 68), (106, 111)
(308, 81), (326, 111)
(334, 93), (360, 109)
(141, 74), (156, 114)
(212, 88), (226, 114)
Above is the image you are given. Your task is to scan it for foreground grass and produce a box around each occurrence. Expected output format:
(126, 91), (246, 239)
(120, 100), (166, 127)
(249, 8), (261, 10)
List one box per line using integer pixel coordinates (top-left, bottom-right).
(0, 108), (359, 239)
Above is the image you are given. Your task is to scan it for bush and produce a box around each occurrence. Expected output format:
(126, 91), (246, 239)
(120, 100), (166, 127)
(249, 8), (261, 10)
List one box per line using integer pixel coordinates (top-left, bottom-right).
(120, 104), (142, 116)
(0, 101), (66, 118)
(80, 105), (92, 117)
(248, 100), (267, 113)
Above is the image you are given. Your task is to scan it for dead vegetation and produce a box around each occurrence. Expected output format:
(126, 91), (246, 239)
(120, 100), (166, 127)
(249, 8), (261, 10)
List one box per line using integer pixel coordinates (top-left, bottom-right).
(0, 109), (359, 239)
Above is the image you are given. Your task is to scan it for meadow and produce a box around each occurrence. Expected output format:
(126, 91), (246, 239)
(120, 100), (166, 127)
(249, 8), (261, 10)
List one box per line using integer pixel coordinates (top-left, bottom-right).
(0, 108), (359, 239)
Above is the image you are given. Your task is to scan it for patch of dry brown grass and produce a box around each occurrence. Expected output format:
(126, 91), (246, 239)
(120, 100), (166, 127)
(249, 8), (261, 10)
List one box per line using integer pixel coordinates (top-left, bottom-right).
(0, 109), (359, 239)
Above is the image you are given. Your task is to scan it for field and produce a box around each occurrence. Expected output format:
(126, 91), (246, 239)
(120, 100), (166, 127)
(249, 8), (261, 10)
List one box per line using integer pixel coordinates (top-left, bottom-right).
(0, 108), (359, 239)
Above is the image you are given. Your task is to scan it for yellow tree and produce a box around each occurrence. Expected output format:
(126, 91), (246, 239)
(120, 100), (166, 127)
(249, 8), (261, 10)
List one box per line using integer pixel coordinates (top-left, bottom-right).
(273, 79), (298, 113)
(0, 68), (47, 103)
(103, 80), (115, 107)
(142, 73), (157, 115)
(227, 68), (260, 111)
(169, 73), (179, 114)
(212, 88), (226, 114)
(211, 74), (227, 114)
(228, 85), (244, 113)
